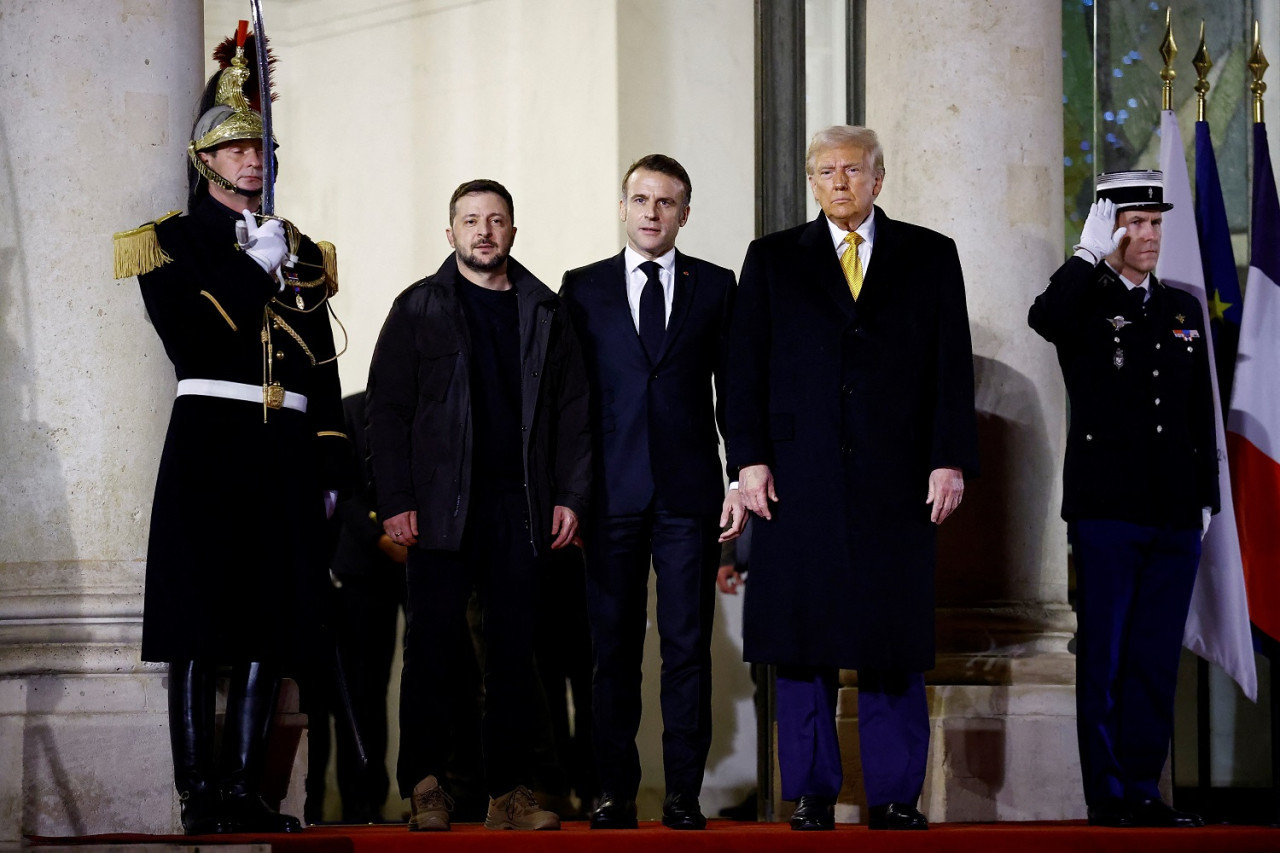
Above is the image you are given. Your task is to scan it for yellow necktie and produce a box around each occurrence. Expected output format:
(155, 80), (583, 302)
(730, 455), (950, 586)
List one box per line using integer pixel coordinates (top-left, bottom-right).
(840, 231), (865, 300)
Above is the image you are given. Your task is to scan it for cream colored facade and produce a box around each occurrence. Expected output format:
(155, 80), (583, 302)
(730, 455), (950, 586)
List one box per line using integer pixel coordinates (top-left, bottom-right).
(3, 0), (1276, 839)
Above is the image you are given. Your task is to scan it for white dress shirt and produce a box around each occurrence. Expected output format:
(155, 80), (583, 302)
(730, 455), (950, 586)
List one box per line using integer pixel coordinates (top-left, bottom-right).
(826, 209), (876, 277)
(624, 245), (676, 332)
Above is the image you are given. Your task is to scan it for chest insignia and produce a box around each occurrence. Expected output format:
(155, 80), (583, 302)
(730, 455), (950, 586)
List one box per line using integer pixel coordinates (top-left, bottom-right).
(1107, 315), (1132, 331)
(1172, 329), (1201, 342)
(1113, 347), (1125, 369)
(1176, 313), (1187, 323)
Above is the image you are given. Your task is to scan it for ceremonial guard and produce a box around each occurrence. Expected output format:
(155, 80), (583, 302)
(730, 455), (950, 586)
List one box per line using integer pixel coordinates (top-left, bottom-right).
(1029, 171), (1217, 828)
(114, 23), (347, 834)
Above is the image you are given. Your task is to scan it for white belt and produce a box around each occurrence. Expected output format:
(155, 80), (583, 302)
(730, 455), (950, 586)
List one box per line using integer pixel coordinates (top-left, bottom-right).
(176, 378), (308, 413)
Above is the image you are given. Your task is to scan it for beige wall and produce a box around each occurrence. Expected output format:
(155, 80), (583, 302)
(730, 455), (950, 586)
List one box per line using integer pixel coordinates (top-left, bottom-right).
(204, 0), (757, 819)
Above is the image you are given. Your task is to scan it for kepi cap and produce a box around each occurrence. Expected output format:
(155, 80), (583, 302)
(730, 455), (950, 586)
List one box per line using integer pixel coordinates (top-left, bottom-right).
(1096, 170), (1174, 212)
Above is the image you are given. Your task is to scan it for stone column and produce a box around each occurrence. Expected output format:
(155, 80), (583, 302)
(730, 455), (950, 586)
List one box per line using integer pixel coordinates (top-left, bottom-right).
(846, 0), (1083, 821)
(0, 1), (204, 838)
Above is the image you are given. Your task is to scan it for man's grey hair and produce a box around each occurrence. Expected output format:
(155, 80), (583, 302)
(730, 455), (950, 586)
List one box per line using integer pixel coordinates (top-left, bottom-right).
(805, 126), (885, 177)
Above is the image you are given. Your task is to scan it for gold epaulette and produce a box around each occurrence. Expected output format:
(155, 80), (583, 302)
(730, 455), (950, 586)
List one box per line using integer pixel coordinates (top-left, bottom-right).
(112, 211), (180, 279)
(318, 241), (338, 295)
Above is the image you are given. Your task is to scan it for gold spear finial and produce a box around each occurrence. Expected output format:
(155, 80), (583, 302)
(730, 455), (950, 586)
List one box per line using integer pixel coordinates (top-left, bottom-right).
(1248, 20), (1269, 123)
(1193, 22), (1212, 122)
(1160, 8), (1178, 111)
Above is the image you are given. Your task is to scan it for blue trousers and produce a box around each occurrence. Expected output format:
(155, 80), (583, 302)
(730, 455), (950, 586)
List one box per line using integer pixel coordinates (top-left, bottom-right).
(1071, 519), (1200, 806)
(775, 666), (928, 806)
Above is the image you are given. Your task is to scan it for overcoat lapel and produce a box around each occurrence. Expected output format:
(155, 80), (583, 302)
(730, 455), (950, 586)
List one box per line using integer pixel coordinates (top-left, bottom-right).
(858, 205), (899, 303)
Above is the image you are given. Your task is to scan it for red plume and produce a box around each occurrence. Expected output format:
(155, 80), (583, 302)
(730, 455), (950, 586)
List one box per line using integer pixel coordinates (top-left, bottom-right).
(211, 24), (278, 109)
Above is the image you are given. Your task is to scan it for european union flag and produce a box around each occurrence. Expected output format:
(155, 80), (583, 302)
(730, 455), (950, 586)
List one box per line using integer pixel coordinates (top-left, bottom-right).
(1195, 120), (1243, 406)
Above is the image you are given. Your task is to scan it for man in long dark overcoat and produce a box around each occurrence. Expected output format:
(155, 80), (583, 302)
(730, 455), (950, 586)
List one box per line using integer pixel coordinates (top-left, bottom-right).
(726, 125), (979, 831)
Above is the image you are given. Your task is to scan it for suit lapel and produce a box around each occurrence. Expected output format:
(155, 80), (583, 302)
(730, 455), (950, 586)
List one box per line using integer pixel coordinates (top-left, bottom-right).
(799, 213), (858, 323)
(653, 250), (696, 366)
(605, 250), (651, 363)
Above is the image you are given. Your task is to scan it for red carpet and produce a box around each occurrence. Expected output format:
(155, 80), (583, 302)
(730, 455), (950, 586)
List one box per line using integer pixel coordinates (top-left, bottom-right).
(30, 820), (1280, 852)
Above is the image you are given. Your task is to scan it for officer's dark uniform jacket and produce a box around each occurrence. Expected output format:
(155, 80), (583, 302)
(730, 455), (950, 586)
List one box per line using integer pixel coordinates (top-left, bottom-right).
(1029, 256), (1219, 529)
(365, 254), (591, 553)
(129, 195), (347, 664)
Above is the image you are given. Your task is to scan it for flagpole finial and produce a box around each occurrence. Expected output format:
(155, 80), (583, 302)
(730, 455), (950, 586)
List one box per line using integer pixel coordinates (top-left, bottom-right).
(1160, 8), (1178, 111)
(1193, 21), (1212, 122)
(1249, 20), (1269, 124)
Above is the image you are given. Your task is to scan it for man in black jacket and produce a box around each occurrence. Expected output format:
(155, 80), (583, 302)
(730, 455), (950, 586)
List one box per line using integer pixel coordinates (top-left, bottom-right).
(366, 179), (591, 832)
(1029, 171), (1217, 829)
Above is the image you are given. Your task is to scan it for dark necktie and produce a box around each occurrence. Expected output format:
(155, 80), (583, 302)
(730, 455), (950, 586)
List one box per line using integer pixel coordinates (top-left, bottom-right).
(1128, 285), (1147, 315)
(639, 260), (665, 363)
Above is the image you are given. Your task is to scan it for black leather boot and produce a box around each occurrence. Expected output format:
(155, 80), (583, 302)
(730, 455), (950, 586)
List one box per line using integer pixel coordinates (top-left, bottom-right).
(219, 662), (302, 833)
(169, 661), (232, 834)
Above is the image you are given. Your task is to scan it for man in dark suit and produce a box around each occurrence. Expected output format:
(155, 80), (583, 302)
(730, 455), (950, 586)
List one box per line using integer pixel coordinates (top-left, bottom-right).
(726, 126), (978, 831)
(1029, 172), (1215, 828)
(561, 155), (746, 831)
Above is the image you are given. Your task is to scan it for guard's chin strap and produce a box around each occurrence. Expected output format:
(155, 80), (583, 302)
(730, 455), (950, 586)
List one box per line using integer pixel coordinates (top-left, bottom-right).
(188, 143), (262, 199)
(188, 142), (237, 192)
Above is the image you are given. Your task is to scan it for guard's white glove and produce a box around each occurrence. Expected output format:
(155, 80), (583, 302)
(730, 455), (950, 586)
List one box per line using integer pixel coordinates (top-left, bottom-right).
(1073, 199), (1127, 264)
(240, 209), (288, 275)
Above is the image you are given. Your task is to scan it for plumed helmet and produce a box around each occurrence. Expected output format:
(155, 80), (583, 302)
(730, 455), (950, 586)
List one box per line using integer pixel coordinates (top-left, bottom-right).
(187, 21), (277, 201)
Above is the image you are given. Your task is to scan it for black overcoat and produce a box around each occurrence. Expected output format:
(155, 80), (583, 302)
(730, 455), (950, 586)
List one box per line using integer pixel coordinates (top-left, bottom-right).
(725, 208), (979, 671)
(136, 197), (347, 665)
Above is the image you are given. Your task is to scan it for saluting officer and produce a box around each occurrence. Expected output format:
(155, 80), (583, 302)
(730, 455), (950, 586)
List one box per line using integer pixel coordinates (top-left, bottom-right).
(1029, 170), (1217, 829)
(114, 26), (346, 835)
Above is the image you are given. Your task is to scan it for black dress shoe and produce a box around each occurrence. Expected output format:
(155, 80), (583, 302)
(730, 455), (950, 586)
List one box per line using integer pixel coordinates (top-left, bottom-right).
(662, 792), (706, 830)
(1132, 798), (1204, 827)
(790, 795), (834, 831)
(1087, 800), (1135, 827)
(868, 802), (928, 830)
(590, 794), (638, 829)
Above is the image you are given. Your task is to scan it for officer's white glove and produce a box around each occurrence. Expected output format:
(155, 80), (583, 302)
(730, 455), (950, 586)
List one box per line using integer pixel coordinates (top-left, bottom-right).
(1073, 199), (1127, 264)
(240, 209), (288, 275)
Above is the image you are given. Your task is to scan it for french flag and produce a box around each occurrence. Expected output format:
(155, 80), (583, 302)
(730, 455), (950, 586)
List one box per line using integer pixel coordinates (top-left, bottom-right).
(1158, 110), (1257, 699)
(1227, 121), (1280, 645)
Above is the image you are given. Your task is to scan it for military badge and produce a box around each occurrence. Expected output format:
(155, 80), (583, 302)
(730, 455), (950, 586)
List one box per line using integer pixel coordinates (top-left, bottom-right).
(1113, 348), (1125, 369)
(1108, 316), (1132, 330)
(1172, 329), (1201, 342)
(1176, 314), (1186, 323)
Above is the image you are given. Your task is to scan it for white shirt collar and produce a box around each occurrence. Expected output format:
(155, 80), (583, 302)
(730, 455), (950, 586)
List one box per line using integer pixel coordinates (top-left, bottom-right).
(625, 245), (676, 277)
(826, 209), (876, 252)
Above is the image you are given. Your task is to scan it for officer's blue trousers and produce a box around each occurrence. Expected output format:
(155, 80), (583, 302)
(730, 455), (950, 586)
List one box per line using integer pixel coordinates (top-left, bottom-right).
(1070, 519), (1200, 806)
